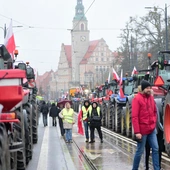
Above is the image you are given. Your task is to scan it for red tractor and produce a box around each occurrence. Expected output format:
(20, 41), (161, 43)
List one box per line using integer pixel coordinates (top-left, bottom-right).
(0, 45), (38, 169)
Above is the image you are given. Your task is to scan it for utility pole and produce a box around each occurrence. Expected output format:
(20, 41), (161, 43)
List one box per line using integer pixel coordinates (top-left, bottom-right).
(165, 4), (169, 50)
(4, 24), (6, 38)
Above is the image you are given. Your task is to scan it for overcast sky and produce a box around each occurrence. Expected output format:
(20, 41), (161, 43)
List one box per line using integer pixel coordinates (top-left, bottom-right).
(0, 0), (169, 75)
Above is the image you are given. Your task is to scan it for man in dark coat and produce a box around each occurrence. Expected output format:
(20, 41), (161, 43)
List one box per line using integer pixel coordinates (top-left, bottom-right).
(87, 102), (103, 143)
(49, 103), (60, 126)
(57, 104), (65, 136)
(40, 101), (49, 127)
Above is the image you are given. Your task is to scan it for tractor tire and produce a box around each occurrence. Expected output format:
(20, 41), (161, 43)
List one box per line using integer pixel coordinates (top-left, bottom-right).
(125, 102), (132, 138)
(164, 93), (170, 156)
(32, 100), (38, 144)
(0, 123), (11, 170)
(108, 100), (113, 129)
(10, 128), (18, 170)
(121, 107), (126, 135)
(101, 102), (107, 127)
(115, 102), (122, 133)
(15, 109), (26, 170)
(112, 105), (115, 131)
(24, 106), (33, 164)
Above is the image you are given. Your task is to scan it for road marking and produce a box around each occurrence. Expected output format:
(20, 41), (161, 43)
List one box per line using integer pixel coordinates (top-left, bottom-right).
(37, 127), (49, 170)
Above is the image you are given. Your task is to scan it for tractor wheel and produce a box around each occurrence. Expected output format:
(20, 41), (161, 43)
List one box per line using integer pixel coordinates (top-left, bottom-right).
(0, 123), (10, 170)
(101, 102), (107, 127)
(108, 100), (113, 129)
(164, 93), (170, 156)
(112, 105), (115, 131)
(115, 102), (121, 133)
(32, 100), (38, 144)
(121, 107), (126, 135)
(15, 110), (26, 170)
(125, 102), (132, 138)
(24, 106), (33, 164)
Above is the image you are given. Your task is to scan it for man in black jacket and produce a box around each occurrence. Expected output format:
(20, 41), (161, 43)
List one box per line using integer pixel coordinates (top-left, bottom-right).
(49, 103), (60, 126)
(41, 101), (49, 127)
(87, 102), (103, 143)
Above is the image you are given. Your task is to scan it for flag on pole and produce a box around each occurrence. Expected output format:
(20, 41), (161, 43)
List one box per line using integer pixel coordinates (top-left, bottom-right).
(119, 69), (125, 98)
(131, 66), (137, 76)
(108, 72), (110, 83)
(112, 68), (119, 81)
(4, 20), (16, 58)
(119, 69), (123, 86)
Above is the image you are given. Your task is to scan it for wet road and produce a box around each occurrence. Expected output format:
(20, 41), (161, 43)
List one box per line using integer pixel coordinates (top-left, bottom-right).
(26, 115), (170, 170)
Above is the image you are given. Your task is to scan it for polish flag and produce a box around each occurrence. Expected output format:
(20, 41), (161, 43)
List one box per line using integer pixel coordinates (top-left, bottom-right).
(4, 20), (16, 58)
(119, 69), (125, 98)
(131, 66), (137, 76)
(112, 68), (119, 81)
(108, 72), (110, 83)
(119, 69), (123, 86)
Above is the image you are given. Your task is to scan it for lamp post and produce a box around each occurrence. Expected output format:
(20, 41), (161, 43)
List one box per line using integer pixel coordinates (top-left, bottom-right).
(145, 4), (169, 50)
(0, 24), (23, 38)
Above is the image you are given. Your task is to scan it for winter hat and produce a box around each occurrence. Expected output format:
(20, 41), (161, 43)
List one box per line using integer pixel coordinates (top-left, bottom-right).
(141, 80), (151, 91)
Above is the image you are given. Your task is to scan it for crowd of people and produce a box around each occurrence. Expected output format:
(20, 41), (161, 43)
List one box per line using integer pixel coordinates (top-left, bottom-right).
(39, 79), (163, 169)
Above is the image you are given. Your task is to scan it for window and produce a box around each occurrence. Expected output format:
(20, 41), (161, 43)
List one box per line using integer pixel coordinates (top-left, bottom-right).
(96, 58), (98, 61)
(107, 58), (109, 61)
(96, 66), (98, 71)
(101, 58), (104, 61)
(103, 66), (105, 71)
(101, 53), (103, 56)
(81, 23), (84, 31)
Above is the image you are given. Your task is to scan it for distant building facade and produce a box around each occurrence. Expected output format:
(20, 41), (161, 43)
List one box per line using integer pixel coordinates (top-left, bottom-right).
(57, 0), (116, 94)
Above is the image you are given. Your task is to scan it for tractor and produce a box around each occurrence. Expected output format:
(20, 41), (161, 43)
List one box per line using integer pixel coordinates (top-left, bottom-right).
(0, 45), (38, 169)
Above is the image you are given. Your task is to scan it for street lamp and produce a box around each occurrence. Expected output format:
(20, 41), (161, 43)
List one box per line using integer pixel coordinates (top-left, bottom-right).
(0, 24), (23, 38)
(145, 4), (170, 50)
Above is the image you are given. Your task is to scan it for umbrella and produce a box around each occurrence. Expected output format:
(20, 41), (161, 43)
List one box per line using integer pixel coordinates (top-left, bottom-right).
(57, 100), (72, 108)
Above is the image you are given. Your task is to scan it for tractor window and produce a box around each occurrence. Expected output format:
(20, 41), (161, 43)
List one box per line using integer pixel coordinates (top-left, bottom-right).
(159, 69), (170, 86)
(124, 82), (133, 95)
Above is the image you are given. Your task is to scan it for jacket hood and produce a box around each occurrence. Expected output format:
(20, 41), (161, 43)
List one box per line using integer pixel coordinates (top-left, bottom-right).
(92, 102), (98, 108)
(84, 100), (90, 108)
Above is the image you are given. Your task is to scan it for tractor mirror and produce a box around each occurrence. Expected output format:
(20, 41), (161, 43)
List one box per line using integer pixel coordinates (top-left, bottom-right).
(158, 52), (165, 70)
(18, 63), (26, 70)
(26, 67), (35, 79)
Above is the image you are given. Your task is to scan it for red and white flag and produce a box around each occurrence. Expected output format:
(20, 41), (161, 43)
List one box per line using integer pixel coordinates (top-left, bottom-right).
(112, 68), (119, 81)
(108, 72), (110, 83)
(131, 66), (137, 76)
(4, 20), (16, 58)
(119, 69), (125, 98)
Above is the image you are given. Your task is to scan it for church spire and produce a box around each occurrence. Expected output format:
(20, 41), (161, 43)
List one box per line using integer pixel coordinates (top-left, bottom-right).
(73, 0), (86, 20)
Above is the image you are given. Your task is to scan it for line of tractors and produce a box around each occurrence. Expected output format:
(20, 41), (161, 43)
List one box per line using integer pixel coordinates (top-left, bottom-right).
(0, 45), (39, 170)
(72, 50), (170, 157)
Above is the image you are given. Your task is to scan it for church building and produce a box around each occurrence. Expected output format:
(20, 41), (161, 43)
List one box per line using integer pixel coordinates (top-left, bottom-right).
(56, 0), (116, 94)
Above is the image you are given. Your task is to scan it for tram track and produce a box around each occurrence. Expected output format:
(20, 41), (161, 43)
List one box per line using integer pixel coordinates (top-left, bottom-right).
(102, 127), (170, 165)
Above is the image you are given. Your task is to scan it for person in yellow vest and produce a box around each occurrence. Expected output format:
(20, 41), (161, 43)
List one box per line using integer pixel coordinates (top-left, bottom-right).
(59, 102), (75, 143)
(87, 102), (103, 143)
(79, 100), (91, 142)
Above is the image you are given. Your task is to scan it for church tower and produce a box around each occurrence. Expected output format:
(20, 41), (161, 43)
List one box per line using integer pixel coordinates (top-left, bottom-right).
(71, 0), (90, 85)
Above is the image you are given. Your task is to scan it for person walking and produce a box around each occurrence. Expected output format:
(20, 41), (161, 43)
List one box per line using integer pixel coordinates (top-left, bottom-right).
(87, 102), (103, 143)
(49, 103), (60, 126)
(58, 104), (65, 137)
(79, 100), (91, 142)
(40, 101), (49, 127)
(132, 80), (159, 170)
(59, 102), (75, 143)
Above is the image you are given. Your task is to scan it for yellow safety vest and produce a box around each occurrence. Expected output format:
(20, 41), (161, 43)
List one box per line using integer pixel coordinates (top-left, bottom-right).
(62, 108), (74, 123)
(82, 105), (92, 120)
(88, 106), (100, 116)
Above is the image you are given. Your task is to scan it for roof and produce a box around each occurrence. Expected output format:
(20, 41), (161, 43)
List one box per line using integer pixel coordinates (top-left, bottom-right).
(80, 40), (100, 64)
(64, 45), (72, 67)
